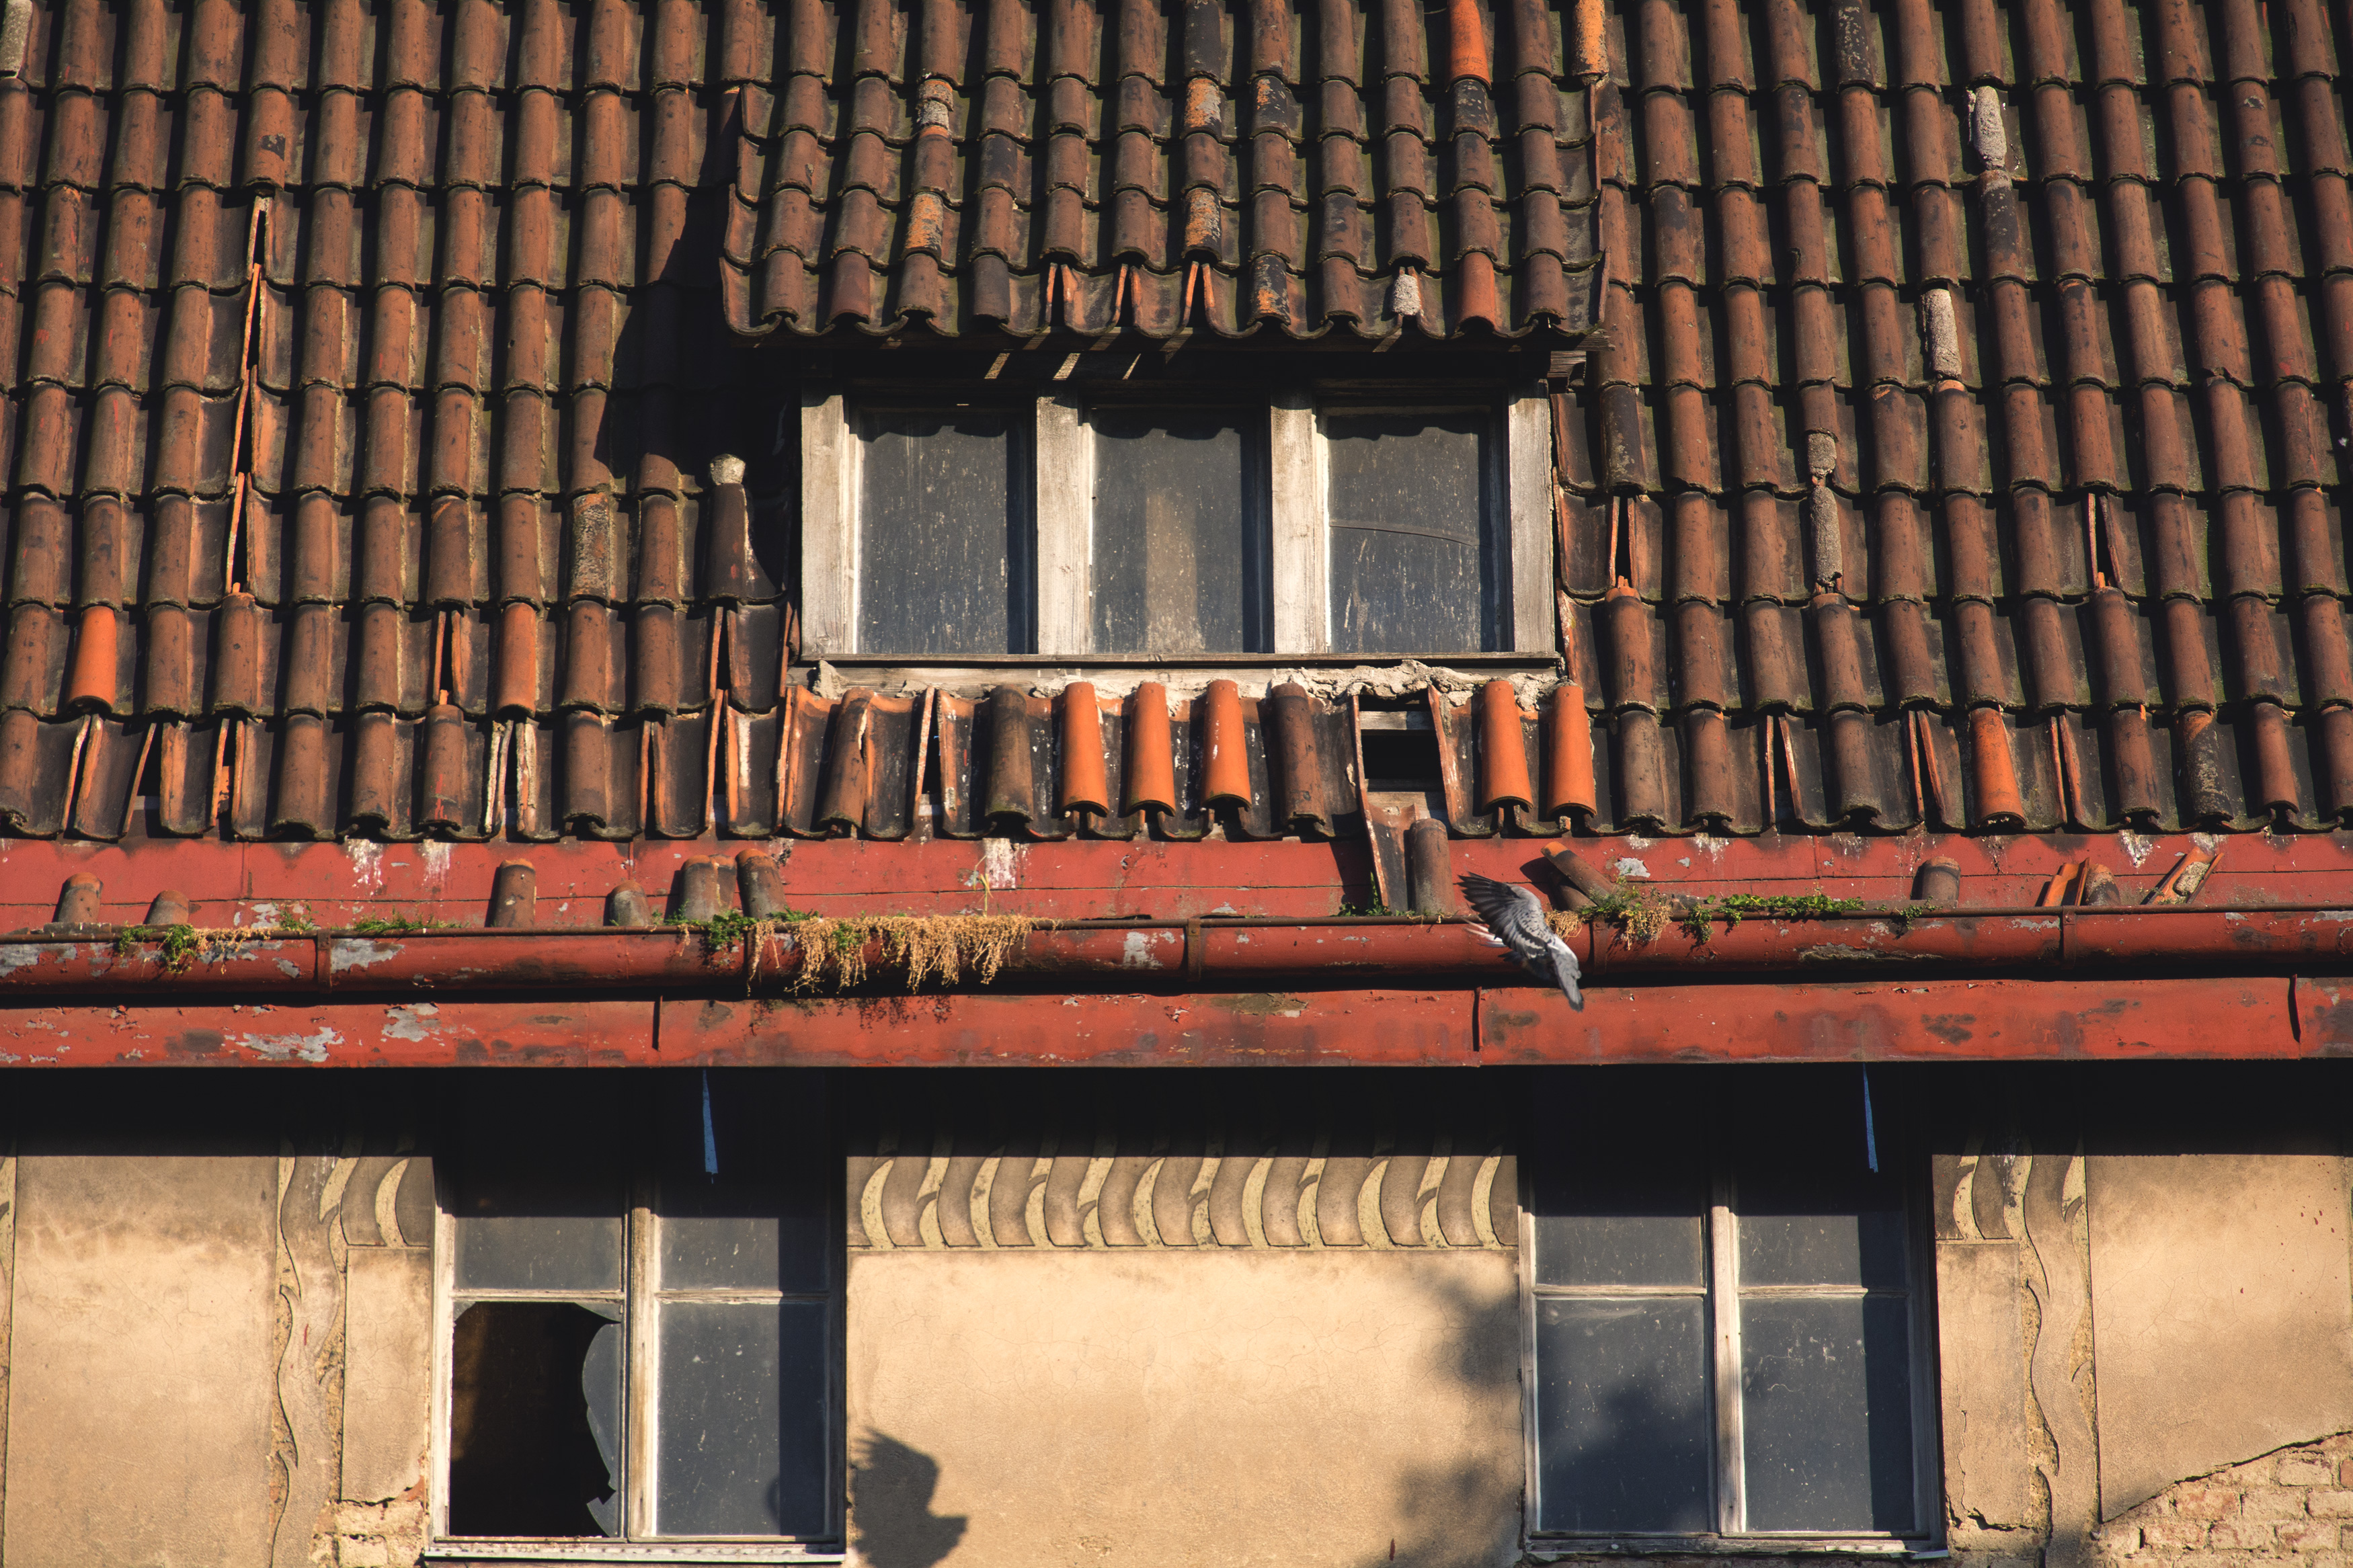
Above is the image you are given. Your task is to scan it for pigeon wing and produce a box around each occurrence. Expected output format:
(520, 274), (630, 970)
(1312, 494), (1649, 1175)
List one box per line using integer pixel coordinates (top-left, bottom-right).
(1459, 874), (1558, 955)
(1546, 939), (1585, 1011)
(1457, 872), (1531, 936)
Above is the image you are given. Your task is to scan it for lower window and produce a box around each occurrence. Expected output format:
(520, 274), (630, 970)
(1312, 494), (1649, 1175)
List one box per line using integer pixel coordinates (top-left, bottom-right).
(434, 1071), (839, 1553)
(1523, 1070), (1936, 1548)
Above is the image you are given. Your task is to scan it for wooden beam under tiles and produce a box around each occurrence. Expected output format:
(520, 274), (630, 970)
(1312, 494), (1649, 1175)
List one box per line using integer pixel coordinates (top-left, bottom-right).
(12, 971), (2353, 1067)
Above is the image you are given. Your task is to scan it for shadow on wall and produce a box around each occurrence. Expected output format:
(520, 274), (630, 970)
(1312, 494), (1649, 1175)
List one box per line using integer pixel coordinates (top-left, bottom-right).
(1367, 1267), (1527, 1568)
(851, 1432), (969, 1568)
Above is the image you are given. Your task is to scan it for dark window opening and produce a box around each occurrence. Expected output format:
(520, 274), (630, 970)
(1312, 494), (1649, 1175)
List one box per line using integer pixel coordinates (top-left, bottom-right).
(442, 1072), (839, 1545)
(1359, 723), (1445, 794)
(448, 1302), (623, 1538)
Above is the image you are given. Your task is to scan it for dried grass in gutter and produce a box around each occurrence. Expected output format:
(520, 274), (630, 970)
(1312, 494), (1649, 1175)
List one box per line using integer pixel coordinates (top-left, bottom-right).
(767, 914), (1043, 991)
(112, 923), (317, 973)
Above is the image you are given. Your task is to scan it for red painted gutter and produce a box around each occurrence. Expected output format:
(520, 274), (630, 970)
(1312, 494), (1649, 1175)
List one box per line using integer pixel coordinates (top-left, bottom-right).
(7, 905), (2353, 996)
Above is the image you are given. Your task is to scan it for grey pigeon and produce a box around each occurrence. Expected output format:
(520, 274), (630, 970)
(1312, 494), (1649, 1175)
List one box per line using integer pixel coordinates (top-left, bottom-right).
(1458, 872), (1585, 1011)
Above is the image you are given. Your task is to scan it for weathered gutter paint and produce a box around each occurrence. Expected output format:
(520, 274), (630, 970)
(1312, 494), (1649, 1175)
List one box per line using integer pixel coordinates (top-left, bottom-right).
(7, 905), (2353, 997)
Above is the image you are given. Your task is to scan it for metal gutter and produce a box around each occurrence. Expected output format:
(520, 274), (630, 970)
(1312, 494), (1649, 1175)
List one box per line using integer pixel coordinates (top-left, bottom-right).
(6, 905), (2352, 997)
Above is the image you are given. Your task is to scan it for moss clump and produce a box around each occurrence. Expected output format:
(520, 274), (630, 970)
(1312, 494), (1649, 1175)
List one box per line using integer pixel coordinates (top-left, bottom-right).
(1675, 891), (1868, 943)
(1566, 880), (1675, 945)
(350, 913), (446, 935)
(111, 922), (305, 973)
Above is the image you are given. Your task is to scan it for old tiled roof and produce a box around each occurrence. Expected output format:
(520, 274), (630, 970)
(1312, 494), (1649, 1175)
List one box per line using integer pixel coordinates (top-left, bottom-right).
(7, 0), (2353, 853)
(0, 0), (1595, 845)
(721, 0), (1607, 337)
(1552, 0), (2353, 835)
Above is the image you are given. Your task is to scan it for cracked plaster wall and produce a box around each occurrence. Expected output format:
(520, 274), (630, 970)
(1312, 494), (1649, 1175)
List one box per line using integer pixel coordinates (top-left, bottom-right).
(3, 1082), (2353, 1568)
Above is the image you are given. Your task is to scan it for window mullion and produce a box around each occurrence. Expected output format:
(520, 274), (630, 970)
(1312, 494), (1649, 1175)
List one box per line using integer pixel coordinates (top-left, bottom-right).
(797, 384), (856, 657)
(1505, 388), (1554, 653)
(1032, 392), (1093, 657)
(1267, 389), (1326, 653)
(1708, 1169), (1745, 1535)
(626, 1177), (660, 1541)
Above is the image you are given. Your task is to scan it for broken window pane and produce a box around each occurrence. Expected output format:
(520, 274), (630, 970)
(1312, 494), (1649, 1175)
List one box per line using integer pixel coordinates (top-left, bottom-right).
(859, 408), (1030, 655)
(655, 1302), (831, 1538)
(1090, 410), (1263, 653)
(448, 1301), (623, 1538)
(1324, 409), (1489, 653)
(1739, 1295), (1917, 1532)
(1534, 1296), (1713, 1534)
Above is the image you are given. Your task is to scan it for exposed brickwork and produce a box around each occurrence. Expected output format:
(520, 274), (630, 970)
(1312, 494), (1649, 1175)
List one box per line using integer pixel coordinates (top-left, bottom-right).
(2097, 1434), (2353, 1567)
(323, 1497), (427, 1568)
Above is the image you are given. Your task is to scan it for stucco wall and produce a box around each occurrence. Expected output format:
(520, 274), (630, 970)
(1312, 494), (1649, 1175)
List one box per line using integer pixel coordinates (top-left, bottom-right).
(1, 1151), (280, 1568)
(3, 1073), (2352, 1568)
(845, 1249), (1525, 1568)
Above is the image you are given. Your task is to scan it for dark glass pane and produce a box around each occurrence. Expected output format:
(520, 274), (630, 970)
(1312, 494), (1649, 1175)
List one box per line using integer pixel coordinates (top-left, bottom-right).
(452, 1086), (627, 1292)
(1324, 410), (1487, 653)
(1527, 1081), (1710, 1288)
(1535, 1212), (1707, 1288)
(1737, 1165), (1909, 1288)
(1534, 1296), (1713, 1534)
(448, 1301), (623, 1538)
(456, 1211), (625, 1293)
(1740, 1296), (1917, 1532)
(657, 1071), (831, 1294)
(1090, 411), (1259, 653)
(858, 409), (1027, 655)
(656, 1301), (831, 1537)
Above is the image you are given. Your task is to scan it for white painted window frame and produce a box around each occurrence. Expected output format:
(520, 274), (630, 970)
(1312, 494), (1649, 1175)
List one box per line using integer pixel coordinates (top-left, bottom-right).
(426, 1166), (844, 1564)
(799, 382), (1554, 661)
(1516, 1161), (1944, 1557)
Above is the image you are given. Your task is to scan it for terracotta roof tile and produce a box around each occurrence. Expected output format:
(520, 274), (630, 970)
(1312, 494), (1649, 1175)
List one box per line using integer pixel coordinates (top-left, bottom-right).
(8, 0), (2353, 850)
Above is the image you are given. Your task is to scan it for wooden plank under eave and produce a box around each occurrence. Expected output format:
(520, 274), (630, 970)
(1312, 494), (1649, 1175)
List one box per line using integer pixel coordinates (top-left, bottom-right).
(1479, 975), (2319, 1061)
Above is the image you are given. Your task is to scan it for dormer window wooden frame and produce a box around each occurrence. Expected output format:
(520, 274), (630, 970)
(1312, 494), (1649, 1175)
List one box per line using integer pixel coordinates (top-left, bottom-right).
(797, 380), (1554, 665)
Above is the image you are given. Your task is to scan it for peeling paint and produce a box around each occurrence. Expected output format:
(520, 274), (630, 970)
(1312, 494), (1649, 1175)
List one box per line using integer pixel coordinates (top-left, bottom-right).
(419, 840), (454, 885)
(968, 839), (1022, 891)
(0, 944), (42, 977)
(2118, 829), (2154, 867)
(1119, 932), (1167, 969)
(1613, 858), (1651, 879)
(383, 1005), (442, 1041)
(344, 839), (386, 894)
(330, 940), (404, 975)
(233, 1026), (342, 1063)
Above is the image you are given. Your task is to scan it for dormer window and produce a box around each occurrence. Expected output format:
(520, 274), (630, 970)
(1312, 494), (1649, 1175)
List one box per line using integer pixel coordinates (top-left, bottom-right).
(797, 373), (1554, 667)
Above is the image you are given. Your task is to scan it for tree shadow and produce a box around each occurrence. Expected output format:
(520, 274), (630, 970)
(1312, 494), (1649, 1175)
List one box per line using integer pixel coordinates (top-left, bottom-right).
(1375, 1266), (1529, 1568)
(851, 1430), (969, 1568)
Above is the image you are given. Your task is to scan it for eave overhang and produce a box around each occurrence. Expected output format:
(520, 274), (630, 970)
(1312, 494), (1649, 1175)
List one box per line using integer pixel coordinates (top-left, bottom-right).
(6, 835), (2353, 1067)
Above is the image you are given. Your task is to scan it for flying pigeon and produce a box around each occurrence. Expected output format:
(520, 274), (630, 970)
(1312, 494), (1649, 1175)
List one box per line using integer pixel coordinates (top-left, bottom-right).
(1458, 872), (1585, 1011)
